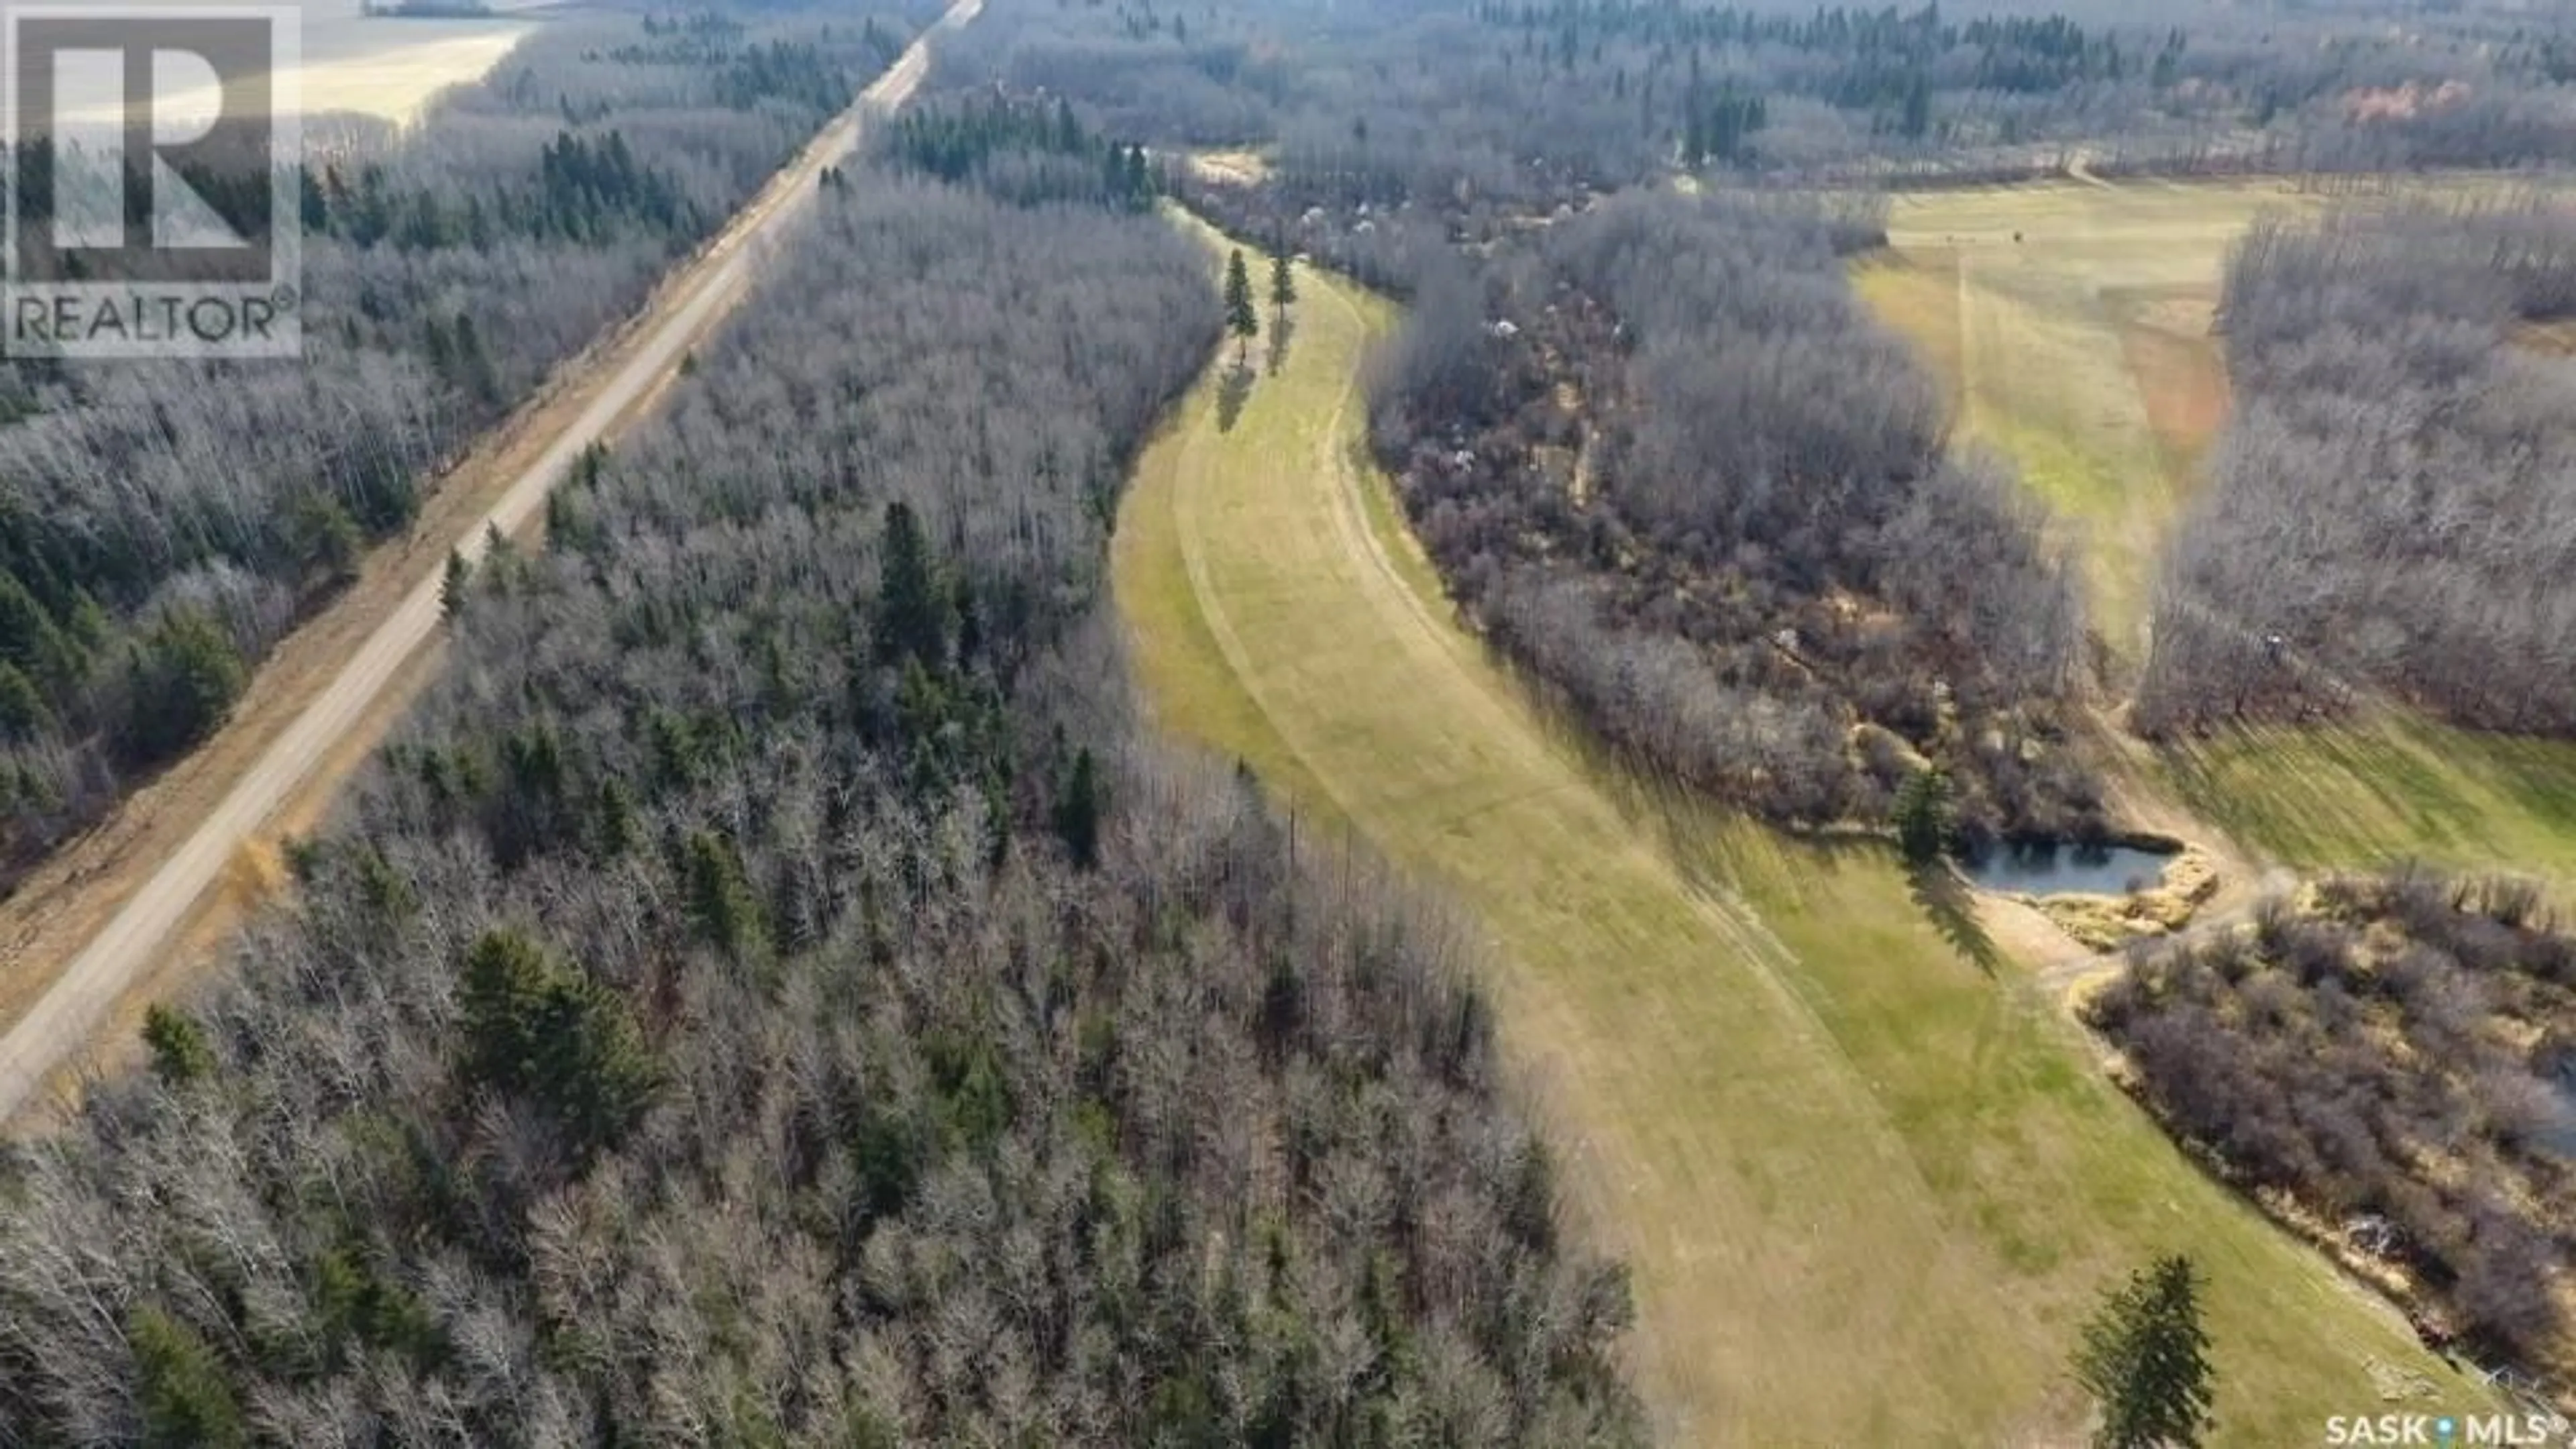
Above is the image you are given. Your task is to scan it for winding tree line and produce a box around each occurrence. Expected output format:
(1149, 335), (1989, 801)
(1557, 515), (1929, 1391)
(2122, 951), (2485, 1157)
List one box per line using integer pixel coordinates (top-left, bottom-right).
(945, 0), (2108, 851)
(0, 158), (1644, 1443)
(1367, 191), (2094, 847)
(0, 7), (922, 892)
(2137, 197), (2576, 738)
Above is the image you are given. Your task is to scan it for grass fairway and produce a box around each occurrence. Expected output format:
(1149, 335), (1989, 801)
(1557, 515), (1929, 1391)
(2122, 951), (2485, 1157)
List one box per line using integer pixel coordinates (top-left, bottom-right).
(1855, 178), (2308, 655)
(1116, 217), (2489, 1445)
(2157, 716), (2576, 884)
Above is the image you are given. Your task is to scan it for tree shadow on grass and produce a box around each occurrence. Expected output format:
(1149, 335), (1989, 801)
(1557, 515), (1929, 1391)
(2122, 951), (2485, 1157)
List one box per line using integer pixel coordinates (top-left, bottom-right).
(1216, 360), (1255, 433)
(1265, 313), (1297, 376)
(1911, 862), (2002, 977)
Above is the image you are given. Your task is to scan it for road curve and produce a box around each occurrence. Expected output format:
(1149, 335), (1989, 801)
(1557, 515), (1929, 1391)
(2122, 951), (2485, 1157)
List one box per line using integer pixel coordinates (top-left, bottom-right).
(0, 0), (981, 1122)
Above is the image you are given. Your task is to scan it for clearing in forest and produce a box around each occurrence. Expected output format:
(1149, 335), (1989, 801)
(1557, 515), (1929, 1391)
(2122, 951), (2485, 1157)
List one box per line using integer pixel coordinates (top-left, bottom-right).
(1114, 218), (2488, 1446)
(1854, 177), (2297, 658)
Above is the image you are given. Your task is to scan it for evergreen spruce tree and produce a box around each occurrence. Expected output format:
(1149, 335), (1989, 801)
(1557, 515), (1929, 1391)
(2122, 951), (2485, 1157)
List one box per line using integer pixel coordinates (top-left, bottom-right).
(0, 661), (51, 743)
(875, 498), (949, 667)
(1269, 248), (1297, 329)
(129, 1304), (248, 1449)
(682, 830), (768, 957)
(440, 548), (472, 622)
(592, 777), (638, 857)
(451, 311), (501, 407)
(290, 491), (363, 584)
(1124, 145), (1152, 206)
(123, 610), (248, 764)
(1892, 765), (1952, 865)
(0, 570), (76, 690)
(2074, 1254), (2217, 1449)
(1054, 746), (1103, 869)
(457, 928), (659, 1158)
(1224, 248), (1260, 366)
(1902, 68), (1934, 140)
(141, 1004), (217, 1087)
(571, 439), (609, 489)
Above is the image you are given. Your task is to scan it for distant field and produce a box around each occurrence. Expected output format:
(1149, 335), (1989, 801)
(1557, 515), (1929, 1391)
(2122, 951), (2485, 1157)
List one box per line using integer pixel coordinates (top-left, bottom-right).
(1855, 178), (2305, 656)
(1118, 214), (2490, 1446)
(293, 30), (531, 121)
(111, 2), (536, 123)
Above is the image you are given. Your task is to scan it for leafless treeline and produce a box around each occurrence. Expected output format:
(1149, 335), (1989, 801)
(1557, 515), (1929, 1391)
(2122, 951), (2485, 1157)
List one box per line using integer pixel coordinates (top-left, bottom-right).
(1368, 190), (2095, 847)
(2137, 197), (2576, 735)
(0, 170), (1644, 1444)
(2088, 868), (2576, 1371)
(949, 0), (2576, 203)
(0, 9), (920, 890)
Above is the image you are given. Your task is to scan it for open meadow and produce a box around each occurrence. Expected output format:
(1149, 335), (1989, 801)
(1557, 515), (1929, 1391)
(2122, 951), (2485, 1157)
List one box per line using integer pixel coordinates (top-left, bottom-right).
(1854, 177), (2309, 657)
(1115, 216), (2488, 1445)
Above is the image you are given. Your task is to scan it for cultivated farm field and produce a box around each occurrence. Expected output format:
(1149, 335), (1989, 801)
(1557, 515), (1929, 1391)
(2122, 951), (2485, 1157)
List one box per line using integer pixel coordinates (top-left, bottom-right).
(1116, 215), (2487, 1446)
(106, 0), (537, 123)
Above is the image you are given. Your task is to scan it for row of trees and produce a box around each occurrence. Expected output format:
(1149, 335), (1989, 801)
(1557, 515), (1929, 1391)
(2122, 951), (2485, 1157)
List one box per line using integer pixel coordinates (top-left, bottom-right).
(0, 7), (920, 891)
(1366, 189), (2096, 848)
(2088, 869), (2576, 1371)
(2137, 197), (2576, 736)
(0, 159), (1644, 1442)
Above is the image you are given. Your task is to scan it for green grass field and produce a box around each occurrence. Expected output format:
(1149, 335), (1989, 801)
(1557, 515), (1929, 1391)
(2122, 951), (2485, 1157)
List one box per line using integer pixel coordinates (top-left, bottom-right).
(1116, 215), (2490, 1446)
(2159, 716), (2576, 883)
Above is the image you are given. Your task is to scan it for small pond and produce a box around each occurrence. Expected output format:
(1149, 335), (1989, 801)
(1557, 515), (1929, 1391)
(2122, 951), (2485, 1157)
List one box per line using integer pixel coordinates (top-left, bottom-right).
(2542, 1068), (2576, 1160)
(1960, 841), (2176, 897)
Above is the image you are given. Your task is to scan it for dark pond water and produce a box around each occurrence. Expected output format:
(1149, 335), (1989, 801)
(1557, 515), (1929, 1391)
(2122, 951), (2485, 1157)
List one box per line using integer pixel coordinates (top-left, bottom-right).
(2543, 1071), (2576, 1159)
(1960, 842), (2176, 897)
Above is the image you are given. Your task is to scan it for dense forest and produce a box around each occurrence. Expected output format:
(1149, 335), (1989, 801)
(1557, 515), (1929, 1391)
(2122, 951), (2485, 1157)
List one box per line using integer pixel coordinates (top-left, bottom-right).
(2136, 197), (2576, 737)
(0, 7), (922, 892)
(2088, 870), (2576, 1377)
(948, 0), (2576, 210)
(0, 149), (1644, 1442)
